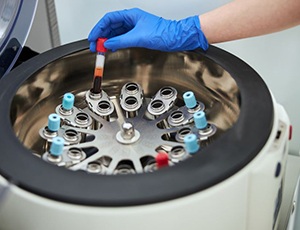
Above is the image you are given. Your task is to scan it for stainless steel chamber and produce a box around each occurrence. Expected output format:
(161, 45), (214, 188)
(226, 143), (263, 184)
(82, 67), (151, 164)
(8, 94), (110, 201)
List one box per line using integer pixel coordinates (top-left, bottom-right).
(0, 40), (289, 230)
(12, 41), (239, 176)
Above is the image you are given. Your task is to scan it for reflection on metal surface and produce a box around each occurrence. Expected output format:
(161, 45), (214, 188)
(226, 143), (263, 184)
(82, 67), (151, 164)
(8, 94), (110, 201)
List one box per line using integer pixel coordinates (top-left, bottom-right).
(10, 48), (240, 174)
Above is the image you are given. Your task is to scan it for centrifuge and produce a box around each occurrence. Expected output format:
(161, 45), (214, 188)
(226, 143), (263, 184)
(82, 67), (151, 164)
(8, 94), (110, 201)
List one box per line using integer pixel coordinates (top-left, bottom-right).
(0, 1), (291, 230)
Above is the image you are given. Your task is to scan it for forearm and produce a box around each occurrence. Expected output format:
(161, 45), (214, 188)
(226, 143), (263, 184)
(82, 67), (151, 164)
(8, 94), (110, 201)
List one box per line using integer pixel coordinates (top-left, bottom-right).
(200, 0), (300, 44)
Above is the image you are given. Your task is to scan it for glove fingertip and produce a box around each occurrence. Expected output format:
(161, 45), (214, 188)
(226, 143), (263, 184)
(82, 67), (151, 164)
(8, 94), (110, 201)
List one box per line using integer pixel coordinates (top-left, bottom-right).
(88, 32), (95, 42)
(89, 42), (96, 52)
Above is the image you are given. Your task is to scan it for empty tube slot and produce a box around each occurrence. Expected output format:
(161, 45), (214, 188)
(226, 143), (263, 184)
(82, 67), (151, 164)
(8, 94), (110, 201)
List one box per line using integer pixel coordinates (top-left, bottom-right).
(123, 96), (139, 118)
(124, 96), (138, 109)
(166, 110), (186, 127)
(67, 147), (85, 160)
(150, 100), (165, 112)
(176, 127), (192, 142)
(75, 112), (90, 125)
(97, 100), (113, 121)
(63, 129), (81, 143)
(87, 162), (102, 174)
(125, 82), (139, 95)
(169, 146), (187, 163)
(160, 86), (175, 99)
(97, 100), (111, 113)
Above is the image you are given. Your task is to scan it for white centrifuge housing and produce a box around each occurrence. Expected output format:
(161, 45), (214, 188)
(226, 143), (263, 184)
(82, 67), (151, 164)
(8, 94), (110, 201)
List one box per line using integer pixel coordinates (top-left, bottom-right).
(0, 37), (290, 230)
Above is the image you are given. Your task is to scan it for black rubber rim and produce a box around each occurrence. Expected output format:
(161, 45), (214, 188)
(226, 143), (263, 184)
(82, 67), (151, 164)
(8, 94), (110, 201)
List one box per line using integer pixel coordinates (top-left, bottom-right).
(0, 40), (274, 206)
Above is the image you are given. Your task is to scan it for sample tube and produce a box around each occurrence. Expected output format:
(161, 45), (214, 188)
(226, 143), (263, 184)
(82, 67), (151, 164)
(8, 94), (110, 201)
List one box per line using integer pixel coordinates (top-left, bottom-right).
(46, 136), (65, 164)
(47, 113), (60, 133)
(92, 38), (108, 94)
(155, 151), (169, 169)
(183, 91), (197, 109)
(184, 134), (200, 155)
(193, 111), (217, 146)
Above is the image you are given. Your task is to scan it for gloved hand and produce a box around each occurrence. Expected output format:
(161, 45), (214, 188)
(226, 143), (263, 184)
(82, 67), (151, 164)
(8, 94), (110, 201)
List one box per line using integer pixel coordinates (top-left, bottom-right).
(88, 8), (209, 52)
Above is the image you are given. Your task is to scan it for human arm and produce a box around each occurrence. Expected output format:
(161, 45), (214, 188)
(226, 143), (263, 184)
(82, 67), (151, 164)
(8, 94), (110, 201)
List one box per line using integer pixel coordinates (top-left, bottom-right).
(88, 0), (300, 52)
(200, 0), (300, 43)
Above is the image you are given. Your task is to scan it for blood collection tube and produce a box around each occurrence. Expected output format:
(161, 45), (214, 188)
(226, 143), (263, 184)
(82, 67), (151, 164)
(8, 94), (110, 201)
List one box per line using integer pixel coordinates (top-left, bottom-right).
(92, 38), (108, 94)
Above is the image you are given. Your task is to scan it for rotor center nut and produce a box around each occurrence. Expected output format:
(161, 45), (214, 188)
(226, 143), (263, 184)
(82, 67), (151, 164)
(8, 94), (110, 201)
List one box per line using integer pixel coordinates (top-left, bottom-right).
(121, 122), (135, 140)
(116, 122), (140, 144)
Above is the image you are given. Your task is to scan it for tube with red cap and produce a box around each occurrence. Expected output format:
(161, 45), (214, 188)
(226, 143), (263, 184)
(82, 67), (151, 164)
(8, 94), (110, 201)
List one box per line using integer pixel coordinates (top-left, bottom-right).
(92, 38), (108, 94)
(155, 151), (169, 169)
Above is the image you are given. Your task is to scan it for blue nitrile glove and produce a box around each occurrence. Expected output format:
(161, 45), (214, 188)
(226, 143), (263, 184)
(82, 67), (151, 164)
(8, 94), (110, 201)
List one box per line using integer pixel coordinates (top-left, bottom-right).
(88, 8), (209, 52)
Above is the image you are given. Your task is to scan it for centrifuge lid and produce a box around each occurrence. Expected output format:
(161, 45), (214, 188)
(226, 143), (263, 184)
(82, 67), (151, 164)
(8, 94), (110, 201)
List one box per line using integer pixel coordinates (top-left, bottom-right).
(0, 0), (38, 78)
